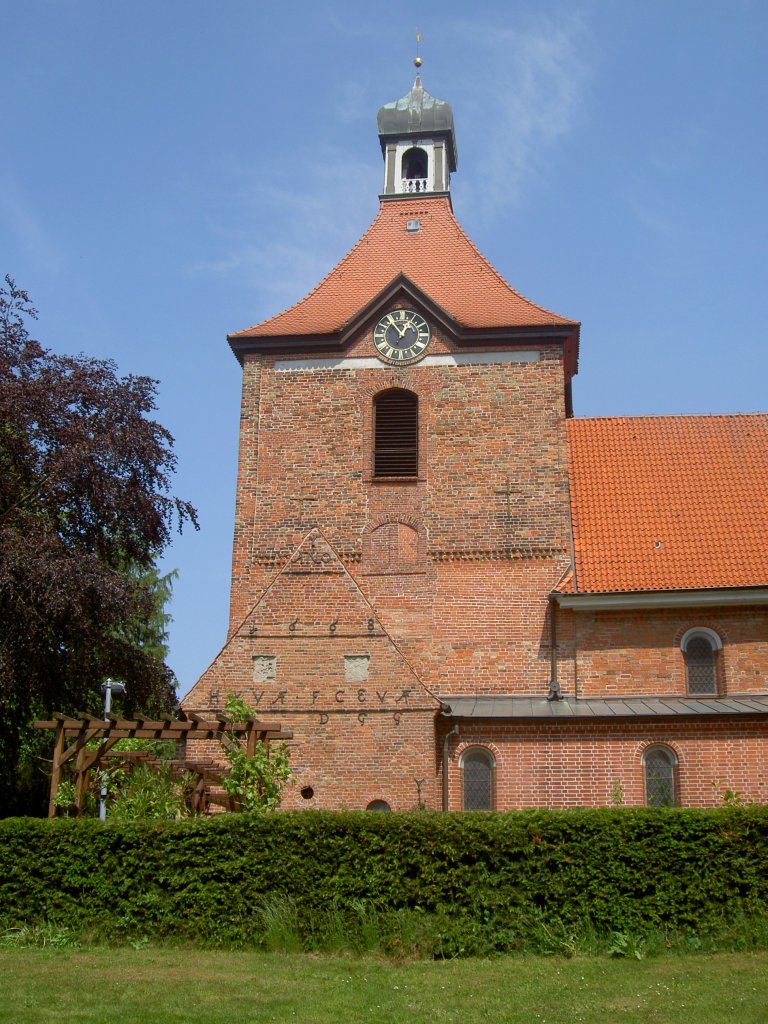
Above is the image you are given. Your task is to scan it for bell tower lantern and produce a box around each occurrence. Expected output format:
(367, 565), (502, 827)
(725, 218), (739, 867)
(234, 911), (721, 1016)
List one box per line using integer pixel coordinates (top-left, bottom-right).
(377, 75), (458, 197)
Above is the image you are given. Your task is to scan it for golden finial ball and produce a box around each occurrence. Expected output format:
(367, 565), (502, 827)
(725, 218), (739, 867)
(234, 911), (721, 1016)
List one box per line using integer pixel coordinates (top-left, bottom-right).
(414, 56), (423, 67)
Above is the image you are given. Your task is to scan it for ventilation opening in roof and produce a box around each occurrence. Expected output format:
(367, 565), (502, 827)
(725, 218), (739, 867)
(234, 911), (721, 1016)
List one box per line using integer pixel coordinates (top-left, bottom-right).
(374, 389), (418, 477)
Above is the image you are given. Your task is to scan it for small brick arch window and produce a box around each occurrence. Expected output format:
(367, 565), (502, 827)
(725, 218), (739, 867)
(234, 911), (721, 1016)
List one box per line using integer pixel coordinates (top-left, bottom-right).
(460, 747), (495, 810)
(366, 799), (391, 812)
(373, 389), (418, 477)
(681, 627), (722, 695)
(643, 745), (677, 807)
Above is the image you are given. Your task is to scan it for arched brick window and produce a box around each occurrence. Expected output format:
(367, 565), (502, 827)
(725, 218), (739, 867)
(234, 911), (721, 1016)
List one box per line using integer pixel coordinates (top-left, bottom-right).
(460, 747), (495, 810)
(643, 745), (677, 807)
(373, 389), (418, 477)
(680, 628), (721, 695)
(369, 522), (419, 566)
(366, 799), (391, 812)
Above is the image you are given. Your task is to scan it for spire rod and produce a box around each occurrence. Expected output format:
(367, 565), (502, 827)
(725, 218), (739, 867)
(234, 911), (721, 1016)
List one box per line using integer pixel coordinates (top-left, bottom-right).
(414, 29), (423, 68)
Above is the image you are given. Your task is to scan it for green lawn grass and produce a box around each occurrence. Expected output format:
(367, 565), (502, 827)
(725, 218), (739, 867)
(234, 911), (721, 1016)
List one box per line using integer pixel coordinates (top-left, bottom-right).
(0, 949), (766, 1024)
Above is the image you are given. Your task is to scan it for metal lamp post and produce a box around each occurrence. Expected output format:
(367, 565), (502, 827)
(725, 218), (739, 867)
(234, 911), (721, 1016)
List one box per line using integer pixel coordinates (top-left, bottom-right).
(99, 679), (126, 820)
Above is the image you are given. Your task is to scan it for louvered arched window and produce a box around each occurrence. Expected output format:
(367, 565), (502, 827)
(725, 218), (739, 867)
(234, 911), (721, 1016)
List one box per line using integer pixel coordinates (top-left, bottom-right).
(373, 389), (418, 477)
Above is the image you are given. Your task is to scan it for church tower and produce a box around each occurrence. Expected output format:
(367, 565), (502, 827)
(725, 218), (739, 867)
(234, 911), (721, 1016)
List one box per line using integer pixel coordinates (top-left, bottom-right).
(183, 70), (581, 811)
(377, 74), (457, 197)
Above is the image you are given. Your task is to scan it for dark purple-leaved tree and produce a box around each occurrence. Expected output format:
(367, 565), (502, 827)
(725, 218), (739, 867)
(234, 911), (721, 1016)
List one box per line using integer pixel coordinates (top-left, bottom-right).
(0, 277), (198, 814)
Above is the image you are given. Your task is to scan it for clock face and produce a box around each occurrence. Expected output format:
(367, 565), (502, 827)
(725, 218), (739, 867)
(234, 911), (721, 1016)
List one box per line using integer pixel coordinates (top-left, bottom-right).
(373, 309), (431, 363)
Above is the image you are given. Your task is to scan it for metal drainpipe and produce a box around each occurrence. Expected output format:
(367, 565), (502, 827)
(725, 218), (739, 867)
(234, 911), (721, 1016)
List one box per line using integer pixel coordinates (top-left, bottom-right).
(442, 724), (460, 811)
(550, 595), (558, 691)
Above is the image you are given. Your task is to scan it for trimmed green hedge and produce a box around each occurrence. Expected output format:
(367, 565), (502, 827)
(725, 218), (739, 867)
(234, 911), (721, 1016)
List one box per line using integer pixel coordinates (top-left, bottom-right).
(1, 809), (766, 945)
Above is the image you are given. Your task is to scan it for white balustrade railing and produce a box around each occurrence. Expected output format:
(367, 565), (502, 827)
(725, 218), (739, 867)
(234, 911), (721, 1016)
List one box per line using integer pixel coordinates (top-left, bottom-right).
(401, 178), (429, 193)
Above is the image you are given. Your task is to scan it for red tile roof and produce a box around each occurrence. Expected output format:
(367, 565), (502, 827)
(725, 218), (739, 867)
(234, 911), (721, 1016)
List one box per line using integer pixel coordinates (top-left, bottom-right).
(231, 197), (577, 338)
(566, 414), (768, 593)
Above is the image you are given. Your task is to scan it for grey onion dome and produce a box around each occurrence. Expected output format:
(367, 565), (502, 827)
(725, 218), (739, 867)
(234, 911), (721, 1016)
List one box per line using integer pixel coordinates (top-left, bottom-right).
(377, 75), (458, 170)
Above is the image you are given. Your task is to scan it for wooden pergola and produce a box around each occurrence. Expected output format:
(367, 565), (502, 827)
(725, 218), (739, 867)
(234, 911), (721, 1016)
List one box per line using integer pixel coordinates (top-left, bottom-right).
(34, 712), (292, 817)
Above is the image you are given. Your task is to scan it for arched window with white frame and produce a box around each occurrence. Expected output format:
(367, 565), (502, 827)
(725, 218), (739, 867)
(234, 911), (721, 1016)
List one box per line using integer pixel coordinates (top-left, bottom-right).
(680, 627), (722, 695)
(643, 745), (677, 807)
(460, 746), (495, 810)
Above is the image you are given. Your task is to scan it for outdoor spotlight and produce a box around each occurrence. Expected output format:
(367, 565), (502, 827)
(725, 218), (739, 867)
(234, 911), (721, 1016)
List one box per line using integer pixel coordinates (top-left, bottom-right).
(101, 679), (127, 697)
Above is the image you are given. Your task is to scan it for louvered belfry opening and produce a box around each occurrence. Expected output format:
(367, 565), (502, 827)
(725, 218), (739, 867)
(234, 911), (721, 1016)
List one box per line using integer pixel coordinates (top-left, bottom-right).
(402, 146), (428, 180)
(374, 388), (418, 477)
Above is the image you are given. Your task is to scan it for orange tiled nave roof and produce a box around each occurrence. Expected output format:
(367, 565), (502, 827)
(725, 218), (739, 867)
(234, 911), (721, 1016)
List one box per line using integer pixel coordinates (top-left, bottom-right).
(230, 197), (577, 338)
(566, 414), (768, 593)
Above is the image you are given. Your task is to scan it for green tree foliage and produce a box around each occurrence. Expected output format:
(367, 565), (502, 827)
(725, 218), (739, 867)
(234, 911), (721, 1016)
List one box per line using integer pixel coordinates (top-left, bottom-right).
(0, 277), (198, 814)
(221, 694), (293, 812)
(117, 565), (178, 664)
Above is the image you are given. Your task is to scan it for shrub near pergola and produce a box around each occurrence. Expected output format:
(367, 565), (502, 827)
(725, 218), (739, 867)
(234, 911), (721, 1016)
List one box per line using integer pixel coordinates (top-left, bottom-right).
(35, 711), (292, 817)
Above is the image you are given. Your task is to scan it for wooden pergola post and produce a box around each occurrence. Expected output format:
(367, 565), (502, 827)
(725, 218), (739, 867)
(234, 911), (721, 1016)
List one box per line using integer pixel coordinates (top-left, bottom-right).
(47, 720), (66, 818)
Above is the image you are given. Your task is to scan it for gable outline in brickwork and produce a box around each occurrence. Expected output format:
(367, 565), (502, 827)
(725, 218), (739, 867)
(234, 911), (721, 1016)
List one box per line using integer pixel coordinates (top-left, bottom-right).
(186, 528), (442, 711)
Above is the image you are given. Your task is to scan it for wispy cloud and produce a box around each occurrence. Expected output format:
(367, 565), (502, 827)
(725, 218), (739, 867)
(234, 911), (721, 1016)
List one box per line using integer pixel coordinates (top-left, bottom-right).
(0, 174), (65, 274)
(448, 10), (594, 221)
(192, 147), (381, 321)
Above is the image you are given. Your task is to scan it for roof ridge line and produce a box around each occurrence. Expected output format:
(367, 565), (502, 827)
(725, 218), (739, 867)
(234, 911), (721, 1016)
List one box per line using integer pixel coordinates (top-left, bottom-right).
(442, 204), (579, 327)
(568, 412), (768, 426)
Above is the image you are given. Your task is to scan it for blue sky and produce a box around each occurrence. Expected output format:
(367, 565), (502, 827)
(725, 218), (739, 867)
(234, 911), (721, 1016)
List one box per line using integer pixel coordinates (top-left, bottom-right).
(2, 1), (766, 697)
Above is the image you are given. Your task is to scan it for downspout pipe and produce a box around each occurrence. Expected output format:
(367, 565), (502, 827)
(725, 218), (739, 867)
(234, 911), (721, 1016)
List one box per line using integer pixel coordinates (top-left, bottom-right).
(442, 723), (460, 811)
(547, 595), (561, 701)
(550, 594), (557, 687)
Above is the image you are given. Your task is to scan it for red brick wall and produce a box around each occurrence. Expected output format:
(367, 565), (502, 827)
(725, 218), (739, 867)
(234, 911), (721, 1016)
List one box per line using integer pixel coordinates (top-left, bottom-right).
(560, 606), (768, 697)
(225, 310), (571, 635)
(187, 528), (442, 810)
(268, 709), (438, 811)
(442, 720), (768, 809)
